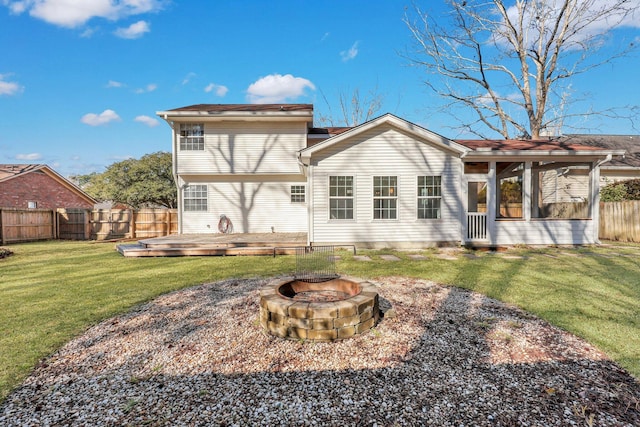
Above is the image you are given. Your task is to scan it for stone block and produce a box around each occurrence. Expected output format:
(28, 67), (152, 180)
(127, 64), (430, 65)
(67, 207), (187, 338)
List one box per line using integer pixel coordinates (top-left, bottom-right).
(267, 321), (288, 338)
(288, 327), (308, 340)
(287, 302), (309, 319)
(333, 315), (361, 328)
(270, 312), (287, 326)
(264, 296), (293, 316)
(350, 295), (375, 313)
(355, 317), (376, 334)
(287, 317), (311, 329)
(310, 318), (335, 330)
(337, 326), (356, 339)
(334, 300), (358, 317)
(307, 302), (338, 319)
(306, 329), (338, 341)
(359, 308), (373, 323)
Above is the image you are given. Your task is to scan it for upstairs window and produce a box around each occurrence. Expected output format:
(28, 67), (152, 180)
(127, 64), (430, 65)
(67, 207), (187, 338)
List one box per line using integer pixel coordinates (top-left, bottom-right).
(329, 176), (354, 219)
(179, 123), (204, 150)
(183, 185), (207, 211)
(291, 185), (306, 203)
(373, 176), (397, 219)
(417, 176), (442, 219)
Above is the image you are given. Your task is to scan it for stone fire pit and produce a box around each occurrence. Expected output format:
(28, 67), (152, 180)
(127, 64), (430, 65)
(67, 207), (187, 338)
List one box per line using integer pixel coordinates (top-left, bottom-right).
(259, 276), (380, 341)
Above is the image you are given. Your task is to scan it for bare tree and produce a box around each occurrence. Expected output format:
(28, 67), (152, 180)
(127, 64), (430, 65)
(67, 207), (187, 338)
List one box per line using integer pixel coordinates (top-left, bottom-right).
(404, 0), (639, 139)
(319, 86), (385, 126)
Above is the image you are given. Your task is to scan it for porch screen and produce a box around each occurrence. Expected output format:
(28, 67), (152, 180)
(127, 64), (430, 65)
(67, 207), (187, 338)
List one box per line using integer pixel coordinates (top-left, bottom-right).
(496, 162), (523, 218)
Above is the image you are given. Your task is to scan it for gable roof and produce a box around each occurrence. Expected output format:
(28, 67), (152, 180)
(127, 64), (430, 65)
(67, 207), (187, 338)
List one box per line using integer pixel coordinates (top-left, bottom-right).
(299, 113), (470, 163)
(0, 164), (96, 205)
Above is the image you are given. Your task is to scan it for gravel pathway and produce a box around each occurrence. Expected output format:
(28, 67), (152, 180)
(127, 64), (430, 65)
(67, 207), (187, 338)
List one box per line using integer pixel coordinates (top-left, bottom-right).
(1, 276), (639, 426)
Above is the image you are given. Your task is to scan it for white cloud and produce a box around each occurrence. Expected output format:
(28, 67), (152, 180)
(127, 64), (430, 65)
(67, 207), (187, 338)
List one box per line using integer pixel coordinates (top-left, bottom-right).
(134, 83), (157, 93)
(246, 73), (315, 104)
(0, 74), (23, 96)
(340, 41), (359, 62)
(106, 80), (124, 88)
(81, 109), (121, 126)
(321, 32), (330, 42)
(204, 82), (229, 97)
(134, 115), (159, 127)
(182, 72), (196, 85)
(114, 20), (149, 39)
(15, 152), (42, 160)
(2, 0), (164, 28)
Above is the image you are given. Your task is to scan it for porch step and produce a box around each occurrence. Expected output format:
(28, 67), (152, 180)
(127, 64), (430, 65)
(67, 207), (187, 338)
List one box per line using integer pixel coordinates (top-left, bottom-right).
(117, 244), (299, 257)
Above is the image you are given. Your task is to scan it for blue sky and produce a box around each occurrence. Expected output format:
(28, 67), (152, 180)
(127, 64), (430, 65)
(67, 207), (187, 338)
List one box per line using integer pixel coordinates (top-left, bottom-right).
(1, 0), (639, 178)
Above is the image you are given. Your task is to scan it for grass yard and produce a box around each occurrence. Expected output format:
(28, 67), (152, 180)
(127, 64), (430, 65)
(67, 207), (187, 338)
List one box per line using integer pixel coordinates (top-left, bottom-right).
(1, 240), (639, 402)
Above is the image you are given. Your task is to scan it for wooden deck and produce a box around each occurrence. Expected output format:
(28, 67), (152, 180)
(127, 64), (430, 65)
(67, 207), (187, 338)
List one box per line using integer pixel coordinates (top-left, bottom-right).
(116, 232), (308, 257)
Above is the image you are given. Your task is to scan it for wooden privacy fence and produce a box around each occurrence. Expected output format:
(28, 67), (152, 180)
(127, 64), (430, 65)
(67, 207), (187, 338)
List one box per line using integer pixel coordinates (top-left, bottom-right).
(0, 208), (55, 244)
(0, 208), (178, 244)
(90, 209), (178, 240)
(599, 201), (640, 243)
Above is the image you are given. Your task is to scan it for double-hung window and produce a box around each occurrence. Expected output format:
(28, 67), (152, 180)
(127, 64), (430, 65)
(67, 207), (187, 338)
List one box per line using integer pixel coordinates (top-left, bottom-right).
(417, 176), (442, 219)
(329, 176), (354, 219)
(183, 184), (207, 212)
(179, 123), (204, 150)
(291, 185), (305, 203)
(373, 176), (397, 219)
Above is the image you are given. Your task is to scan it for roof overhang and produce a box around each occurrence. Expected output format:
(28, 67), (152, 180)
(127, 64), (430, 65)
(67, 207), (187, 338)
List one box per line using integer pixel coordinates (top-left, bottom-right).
(461, 149), (626, 162)
(156, 105), (314, 124)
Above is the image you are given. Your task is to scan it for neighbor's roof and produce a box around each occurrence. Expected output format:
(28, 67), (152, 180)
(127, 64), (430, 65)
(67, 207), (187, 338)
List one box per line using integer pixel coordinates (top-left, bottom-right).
(0, 164), (45, 182)
(0, 164), (96, 204)
(559, 134), (640, 168)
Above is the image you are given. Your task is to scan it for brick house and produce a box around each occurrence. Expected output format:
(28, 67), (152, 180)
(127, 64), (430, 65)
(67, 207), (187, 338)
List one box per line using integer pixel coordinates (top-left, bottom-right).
(0, 164), (95, 209)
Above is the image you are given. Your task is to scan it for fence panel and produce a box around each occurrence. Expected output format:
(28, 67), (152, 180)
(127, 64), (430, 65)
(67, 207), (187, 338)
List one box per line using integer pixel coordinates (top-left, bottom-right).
(600, 201), (640, 243)
(0, 208), (54, 244)
(90, 209), (131, 240)
(57, 208), (90, 240)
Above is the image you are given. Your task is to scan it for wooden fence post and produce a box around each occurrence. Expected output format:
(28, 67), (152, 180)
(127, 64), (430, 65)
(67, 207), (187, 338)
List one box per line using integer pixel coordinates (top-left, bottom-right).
(129, 209), (136, 239)
(0, 209), (4, 245)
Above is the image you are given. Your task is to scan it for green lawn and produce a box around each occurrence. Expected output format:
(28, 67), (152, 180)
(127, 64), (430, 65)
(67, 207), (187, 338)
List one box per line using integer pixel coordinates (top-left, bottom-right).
(1, 240), (639, 402)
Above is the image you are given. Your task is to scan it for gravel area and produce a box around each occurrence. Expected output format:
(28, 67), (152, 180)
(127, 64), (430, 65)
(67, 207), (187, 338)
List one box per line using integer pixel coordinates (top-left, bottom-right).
(2, 276), (639, 426)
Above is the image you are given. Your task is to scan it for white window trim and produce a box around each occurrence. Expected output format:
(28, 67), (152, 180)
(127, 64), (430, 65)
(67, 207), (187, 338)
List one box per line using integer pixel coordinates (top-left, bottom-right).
(179, 123), (205, 151)
(328, 175), (355, 221)
(183, 184), (208, 212)
(373, 175), (398, 220)
(417, 175), (442, 220)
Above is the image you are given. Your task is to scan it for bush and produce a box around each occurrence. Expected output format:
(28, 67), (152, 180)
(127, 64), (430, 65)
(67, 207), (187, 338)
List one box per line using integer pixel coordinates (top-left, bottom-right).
(600, 178), (640, 202)
(0, 248), (13, 259)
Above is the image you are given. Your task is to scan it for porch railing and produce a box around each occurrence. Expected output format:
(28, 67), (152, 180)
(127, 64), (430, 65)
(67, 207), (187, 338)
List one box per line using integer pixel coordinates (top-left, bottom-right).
(466, 212), (487, 240)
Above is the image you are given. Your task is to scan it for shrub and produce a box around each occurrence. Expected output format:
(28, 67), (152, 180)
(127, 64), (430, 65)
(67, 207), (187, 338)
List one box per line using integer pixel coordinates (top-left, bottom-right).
(600, 178), (640, 201)
(0, 248), (13, 259)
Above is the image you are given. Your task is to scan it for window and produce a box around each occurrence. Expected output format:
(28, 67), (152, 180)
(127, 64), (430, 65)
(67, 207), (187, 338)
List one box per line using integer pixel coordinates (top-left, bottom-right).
(291, 185), (305, 203)
(417, 176), (441, 219)
(27, 201), (37, 209)
(179, 123), (204, 150)
(183, 185), (207, 211)
(373, 176), (397, 219)
(329, 176), (354, 219)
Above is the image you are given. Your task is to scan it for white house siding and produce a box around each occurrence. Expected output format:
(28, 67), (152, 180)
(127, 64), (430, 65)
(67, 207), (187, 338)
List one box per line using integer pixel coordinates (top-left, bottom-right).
(176, 121), (307, 175)
(309, 125), (463, 247)
(493, 219), (597, 245)
(181, 175), (308, 234)
(540, 169), (590, 203)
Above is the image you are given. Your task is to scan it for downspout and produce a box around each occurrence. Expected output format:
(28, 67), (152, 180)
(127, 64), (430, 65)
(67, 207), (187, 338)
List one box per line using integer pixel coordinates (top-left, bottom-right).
(592, 154), (612, 244)
(297, 152), (312, 246)
(162, 115), (182, 235)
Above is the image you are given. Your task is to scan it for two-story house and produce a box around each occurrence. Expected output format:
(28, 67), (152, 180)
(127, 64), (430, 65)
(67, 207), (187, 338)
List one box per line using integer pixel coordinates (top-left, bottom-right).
(157, 104), (623, 248)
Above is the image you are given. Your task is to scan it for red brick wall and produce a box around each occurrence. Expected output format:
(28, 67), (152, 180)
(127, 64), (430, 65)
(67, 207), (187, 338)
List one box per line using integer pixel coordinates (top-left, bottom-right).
(0, 171), (94, 209)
